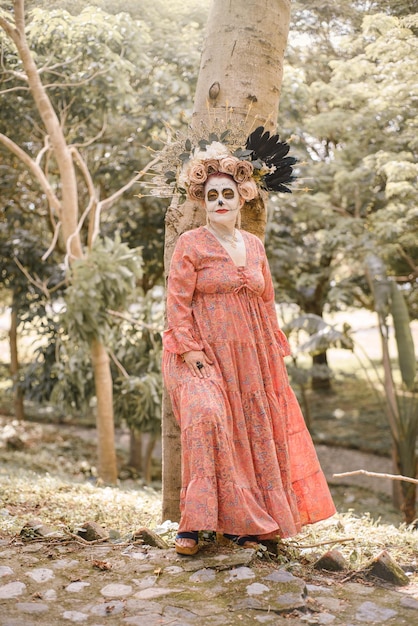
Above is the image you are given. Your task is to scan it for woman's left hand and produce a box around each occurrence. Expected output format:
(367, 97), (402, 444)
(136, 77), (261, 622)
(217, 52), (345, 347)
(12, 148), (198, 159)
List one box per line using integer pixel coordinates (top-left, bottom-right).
(181, 350), (213, 379)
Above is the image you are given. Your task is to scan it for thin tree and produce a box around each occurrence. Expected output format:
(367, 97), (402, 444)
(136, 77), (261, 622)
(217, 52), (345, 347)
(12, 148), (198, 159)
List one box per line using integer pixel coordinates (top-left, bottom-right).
(162, 0), (292, 521)
(0, 0), (152, 483)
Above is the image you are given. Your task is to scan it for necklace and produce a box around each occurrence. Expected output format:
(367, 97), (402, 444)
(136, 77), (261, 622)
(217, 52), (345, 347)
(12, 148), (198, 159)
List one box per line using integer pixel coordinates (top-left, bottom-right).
(208, 224), (239, 248)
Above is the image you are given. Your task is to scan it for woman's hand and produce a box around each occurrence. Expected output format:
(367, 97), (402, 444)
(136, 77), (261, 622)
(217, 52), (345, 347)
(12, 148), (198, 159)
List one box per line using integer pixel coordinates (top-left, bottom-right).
(181, 350), (213, 378)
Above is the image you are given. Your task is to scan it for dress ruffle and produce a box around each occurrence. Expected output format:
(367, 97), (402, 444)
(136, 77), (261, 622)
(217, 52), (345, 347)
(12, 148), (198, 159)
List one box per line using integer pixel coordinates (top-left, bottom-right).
(163, 326), (203, 355)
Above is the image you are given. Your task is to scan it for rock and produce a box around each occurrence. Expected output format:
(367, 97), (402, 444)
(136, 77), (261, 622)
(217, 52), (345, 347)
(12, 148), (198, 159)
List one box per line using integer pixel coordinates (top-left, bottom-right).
(224, 566), (255, 582)
(0, 566), (14, 577)
(264, 568), (298, 583)
(314, 549), (348, 572)
(20, 518), (57, 539)
(189, 568), (217, 583)
(90, 599), (125, 616)
(182, 549), (255, 572)
(6, 435), (25, 450)
(16, 602), (49, 613)
(246, 582), (270, 595)
(77, 521), (109, 542)
(0, 581), (26, 599)
(355, 600), (398, 622)
(363, 550), (410, 586)
(400, 596), (418, 610)
(26, 568), (55, 583)
(134, 586), (183, 600)
(100, 583), (133, 598)
(65, 581), (90, 592)
(62, 610), (89, 622)
(133, 526), (169, 549)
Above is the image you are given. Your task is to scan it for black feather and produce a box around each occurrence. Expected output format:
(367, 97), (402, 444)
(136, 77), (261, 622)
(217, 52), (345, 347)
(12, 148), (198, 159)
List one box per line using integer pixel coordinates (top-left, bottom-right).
(245, 126), (297, 192)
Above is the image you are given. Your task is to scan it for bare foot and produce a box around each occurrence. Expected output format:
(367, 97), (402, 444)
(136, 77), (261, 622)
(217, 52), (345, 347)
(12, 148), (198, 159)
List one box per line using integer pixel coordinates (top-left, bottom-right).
(175, 537), (197, 548)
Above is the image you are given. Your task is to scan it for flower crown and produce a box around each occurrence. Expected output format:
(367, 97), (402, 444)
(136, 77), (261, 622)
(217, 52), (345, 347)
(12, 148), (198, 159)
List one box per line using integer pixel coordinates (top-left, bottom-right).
(148, 124), (297, 203)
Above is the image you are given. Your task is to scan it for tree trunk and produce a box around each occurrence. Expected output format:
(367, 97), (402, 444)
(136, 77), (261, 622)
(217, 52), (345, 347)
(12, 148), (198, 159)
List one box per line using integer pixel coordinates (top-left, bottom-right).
(144, 433), (157, 484)
(305, 284), (332, 392)
(192, 0), (290, 132)
(9, 301), (25, 421)
(161, 391), (182, 521)
(129, 429), (143, 472)
(90, 338), (118, 484)
(162, 0), (292, 521)
(311, 352), (332, 392)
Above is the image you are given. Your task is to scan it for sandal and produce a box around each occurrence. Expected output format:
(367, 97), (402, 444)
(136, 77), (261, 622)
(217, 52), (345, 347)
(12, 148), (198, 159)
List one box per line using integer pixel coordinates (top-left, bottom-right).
(223, 533), (260, 548)
(174, 531), (199, 556)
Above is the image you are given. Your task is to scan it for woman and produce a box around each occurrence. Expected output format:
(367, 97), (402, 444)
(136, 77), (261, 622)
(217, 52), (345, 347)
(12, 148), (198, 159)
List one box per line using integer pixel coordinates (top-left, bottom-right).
(160, 128), (336, 555)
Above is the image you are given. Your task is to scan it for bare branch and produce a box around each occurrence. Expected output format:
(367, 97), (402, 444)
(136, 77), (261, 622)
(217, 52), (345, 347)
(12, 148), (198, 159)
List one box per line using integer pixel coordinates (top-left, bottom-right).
(70, 146), (96, 200)
(397, 244), (418, 277)
(108, 350), (130, 379)
(0, 133), (62, 217)
(71, 118), (107, 149)
(41, 66), (114, 91)
(333, 469), (418, 485)
(70, 146), (99, 248)
(87, 153), (163, 244)
(64, 199), (91, 268)
(97, 154), (161, 215)
(0, 15), (17, 43)
(0, 70), (28, 84)
(106, 309), (163, 334)
(41, 221), (62, 261)
(38, 52), (83, 74)
(13, 256), (50, 298)
(288, 536), (355, 549)
(35, 135), (51, 166)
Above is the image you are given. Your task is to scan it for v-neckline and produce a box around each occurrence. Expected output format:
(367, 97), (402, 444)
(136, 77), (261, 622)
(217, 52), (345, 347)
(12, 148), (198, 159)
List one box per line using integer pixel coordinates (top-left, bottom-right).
(203, 226), (247, 268)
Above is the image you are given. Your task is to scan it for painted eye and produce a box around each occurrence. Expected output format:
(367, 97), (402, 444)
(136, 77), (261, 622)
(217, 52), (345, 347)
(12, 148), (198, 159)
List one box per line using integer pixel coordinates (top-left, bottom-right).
(222, 188), (235, 199)
(207, 189), (218, 201)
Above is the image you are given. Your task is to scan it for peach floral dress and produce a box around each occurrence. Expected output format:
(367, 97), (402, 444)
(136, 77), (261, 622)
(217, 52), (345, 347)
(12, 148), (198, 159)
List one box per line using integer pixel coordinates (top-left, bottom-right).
(162, 227), (336, 538)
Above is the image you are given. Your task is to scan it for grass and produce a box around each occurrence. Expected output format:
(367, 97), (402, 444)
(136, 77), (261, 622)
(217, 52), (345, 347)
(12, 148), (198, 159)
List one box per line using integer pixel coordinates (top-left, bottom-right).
(0, 412), (417, 577)
(0, 469), (162, 538)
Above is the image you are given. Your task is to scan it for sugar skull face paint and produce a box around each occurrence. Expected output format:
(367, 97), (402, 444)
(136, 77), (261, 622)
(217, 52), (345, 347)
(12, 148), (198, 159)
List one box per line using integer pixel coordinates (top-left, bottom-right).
(204, 175), (244, 226)
(206, 187), (236, 202)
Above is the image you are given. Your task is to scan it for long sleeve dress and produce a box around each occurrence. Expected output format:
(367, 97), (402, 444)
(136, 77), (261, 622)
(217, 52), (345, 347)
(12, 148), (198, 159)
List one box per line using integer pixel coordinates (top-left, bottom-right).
(162, 226), (336, 538)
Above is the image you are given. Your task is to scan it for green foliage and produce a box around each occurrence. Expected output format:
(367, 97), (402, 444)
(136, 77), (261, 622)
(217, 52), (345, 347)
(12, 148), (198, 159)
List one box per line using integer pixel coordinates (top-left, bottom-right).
(365, 254), (416, 391)
(364, 253), (417, 518)
(64, 235), (142, 344)
(284, 314), (354, 356)
(48, 342), (95, 413)
(114, 372), (161, 435)
(270, 5), (418, 325)
(390, 281), (416, 390)
(112, 289), (163, 433)
(25, 287), (164, 428)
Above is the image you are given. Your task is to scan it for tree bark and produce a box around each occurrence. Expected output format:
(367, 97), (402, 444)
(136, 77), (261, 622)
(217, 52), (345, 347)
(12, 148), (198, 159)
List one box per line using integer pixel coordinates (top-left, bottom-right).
(192, 0), (290, 131)
(129, 429), (143, 472)
(162, 0), (292, 521)
(161, 391), (182, 521)
(9, 299), (25, 421)
(312, 352), (332, 392)
(90, 338), (118, 484)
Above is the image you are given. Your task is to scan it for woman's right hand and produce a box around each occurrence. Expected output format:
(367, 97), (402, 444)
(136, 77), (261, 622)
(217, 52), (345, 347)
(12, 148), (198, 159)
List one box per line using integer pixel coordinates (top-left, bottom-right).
(181, 350), (213, 378)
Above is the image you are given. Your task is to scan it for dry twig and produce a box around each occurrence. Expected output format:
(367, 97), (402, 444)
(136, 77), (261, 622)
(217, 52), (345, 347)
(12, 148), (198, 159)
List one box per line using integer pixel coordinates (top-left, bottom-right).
(333, 469), (418, 485)
(288, 536), (355, 549)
